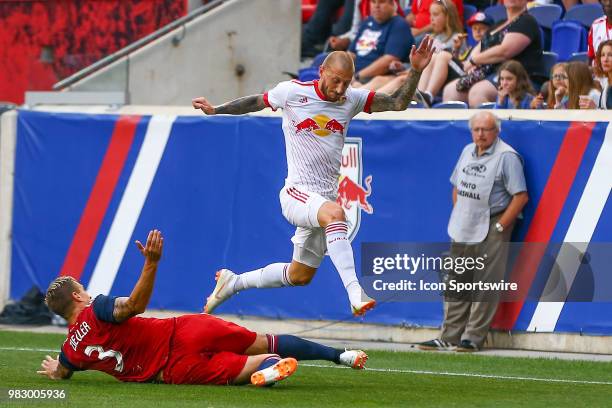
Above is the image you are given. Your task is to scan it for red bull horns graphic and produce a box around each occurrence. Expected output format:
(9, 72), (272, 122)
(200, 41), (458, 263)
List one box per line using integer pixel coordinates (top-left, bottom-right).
(295, 114), (345, 137)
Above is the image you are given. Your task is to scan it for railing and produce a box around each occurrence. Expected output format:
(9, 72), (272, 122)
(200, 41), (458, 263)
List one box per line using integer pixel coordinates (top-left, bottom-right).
(53, 0), (230, 90)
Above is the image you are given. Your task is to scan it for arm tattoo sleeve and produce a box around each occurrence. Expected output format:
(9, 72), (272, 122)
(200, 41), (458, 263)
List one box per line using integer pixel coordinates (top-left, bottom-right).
(370, 69), (423, 112)
(215, 94), (267, 115)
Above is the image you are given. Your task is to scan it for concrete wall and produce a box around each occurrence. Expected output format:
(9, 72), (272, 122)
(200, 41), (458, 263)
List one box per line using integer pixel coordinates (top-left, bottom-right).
(65, 0), (300, 106)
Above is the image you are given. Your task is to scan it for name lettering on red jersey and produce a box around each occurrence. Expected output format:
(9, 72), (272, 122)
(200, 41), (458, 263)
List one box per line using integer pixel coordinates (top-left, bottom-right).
(69, 321), (91, 351)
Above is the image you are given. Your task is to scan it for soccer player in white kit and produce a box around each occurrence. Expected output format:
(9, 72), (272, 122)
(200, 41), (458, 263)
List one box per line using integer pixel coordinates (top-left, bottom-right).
(192, 37), (434, 316)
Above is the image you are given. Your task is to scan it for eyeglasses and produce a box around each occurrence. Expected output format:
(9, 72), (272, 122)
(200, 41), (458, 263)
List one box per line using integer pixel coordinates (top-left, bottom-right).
(552, 74), (568, 80)
(471, 127), (497, 133)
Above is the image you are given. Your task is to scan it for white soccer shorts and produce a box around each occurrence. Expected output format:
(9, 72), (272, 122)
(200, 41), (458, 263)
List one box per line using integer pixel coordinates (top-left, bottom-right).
(279, 186), (330, 268)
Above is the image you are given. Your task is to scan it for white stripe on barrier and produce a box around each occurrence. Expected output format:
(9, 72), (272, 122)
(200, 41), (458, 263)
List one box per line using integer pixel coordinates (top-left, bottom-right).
(527, 123), (612, 332)
(3, 347), (611, 386)
(87, 115), (175, 297)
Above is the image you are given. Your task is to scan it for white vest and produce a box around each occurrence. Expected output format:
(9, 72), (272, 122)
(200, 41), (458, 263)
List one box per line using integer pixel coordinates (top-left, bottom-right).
(448, 138), (520, 244)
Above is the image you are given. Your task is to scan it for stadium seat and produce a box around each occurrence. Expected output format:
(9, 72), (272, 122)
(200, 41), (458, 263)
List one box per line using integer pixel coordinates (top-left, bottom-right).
(478, 102), (496, 109)
(484, 5), (507, 24)
(464, 4), (478, 24)
(569, 51), (588, 62)
(541, 51), (559, 75)
(530, 5), (562, 51)
(528, 4), (563, 29)
(298, 67), (320, 81)
(433, 101), (468, 109)
(563, 4), (604, 28)
(538, 25), (547, 51)
(550, 20), (586, 62)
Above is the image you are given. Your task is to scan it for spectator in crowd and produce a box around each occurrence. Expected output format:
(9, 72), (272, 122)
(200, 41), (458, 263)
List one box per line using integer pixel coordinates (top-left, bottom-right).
(494, 60), (536, 108)
(349, 0), (414, 85)
(359, 0), (464, 96)
(302, 0), (356, 58)
(442, 0), (543, 108)
(583, 40), (612, 108)
(413, 11), (492, 105)
(316, 0), (407, 53)
(587, 0), (612, 65)
(406, 0), (464, 44)
(455, 12), (493, 61)
(329, 1), (362, 51)
(530, 62), (568, 109)
(419, 111), (528, 352)
(556, 61), (601, 109)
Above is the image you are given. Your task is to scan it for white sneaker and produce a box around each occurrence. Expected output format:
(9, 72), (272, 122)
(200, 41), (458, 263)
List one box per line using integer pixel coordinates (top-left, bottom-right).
(339, 350), (368, 369)
(250, 357), (298, 387)
(351, 300), (376, 317)
(204, 269), (237, 314)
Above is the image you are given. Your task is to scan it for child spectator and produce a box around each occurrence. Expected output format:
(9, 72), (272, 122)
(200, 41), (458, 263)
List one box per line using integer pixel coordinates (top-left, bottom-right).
(530, 62), (568, 109)
(494, 60), (536, 109)
(562, 61), (601, 109)
(360, 0), (463, 96)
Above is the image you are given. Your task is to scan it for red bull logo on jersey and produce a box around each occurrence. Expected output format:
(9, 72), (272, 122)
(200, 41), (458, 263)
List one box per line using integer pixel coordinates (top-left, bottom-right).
(338, 137), (373, 241)
(294, 114), (345, 137)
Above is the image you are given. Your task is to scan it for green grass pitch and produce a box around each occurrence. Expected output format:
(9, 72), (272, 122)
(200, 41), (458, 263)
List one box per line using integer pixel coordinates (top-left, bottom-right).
(1, 330), (611, 407)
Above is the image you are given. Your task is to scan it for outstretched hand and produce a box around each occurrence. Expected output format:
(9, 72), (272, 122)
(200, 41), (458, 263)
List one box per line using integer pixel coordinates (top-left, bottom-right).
(409, 35), (435, 72)
(37, 355), (61, 380)
(135, 230), (163, 263)
(192, 97), (215, 115)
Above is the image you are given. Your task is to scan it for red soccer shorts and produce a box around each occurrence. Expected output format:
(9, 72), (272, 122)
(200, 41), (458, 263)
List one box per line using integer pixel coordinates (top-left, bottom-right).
(162, 313), (257, 385)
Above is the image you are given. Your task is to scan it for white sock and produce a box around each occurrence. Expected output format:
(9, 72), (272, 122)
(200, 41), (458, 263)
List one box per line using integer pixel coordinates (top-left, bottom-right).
(233, 263), (292, 292)
(325, 222), (362, 305)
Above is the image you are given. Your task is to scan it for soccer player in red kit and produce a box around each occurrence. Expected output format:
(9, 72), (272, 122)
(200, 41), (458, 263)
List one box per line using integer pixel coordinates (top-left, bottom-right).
(37, 230), (369, 387)
(193, 38), (434, 317)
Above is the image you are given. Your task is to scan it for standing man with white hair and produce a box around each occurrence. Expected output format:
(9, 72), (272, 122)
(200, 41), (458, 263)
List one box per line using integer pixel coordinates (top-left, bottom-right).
(419, 111), (528, 352)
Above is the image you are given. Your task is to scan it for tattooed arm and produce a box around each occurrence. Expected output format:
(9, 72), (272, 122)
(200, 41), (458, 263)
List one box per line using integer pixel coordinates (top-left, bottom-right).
(370, 68), (423, 112)
(369, 35), (435, 113)
(192, 94), (267, 115)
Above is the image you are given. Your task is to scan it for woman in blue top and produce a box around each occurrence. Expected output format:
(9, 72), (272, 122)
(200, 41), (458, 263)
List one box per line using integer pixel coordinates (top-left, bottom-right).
(494, 60), (535, 109)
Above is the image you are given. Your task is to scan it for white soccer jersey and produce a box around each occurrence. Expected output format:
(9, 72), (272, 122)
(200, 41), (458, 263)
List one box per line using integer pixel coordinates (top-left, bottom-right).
(588, 16), (612, 59)
(264, 80), (374, 199)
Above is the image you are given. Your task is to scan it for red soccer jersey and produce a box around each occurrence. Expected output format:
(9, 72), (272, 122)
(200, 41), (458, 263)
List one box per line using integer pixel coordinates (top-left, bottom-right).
(59, 295), (175, 382)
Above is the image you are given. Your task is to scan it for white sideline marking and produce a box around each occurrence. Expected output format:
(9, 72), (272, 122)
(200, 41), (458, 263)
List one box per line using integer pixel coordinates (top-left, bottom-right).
(300, 363), (612, 386)
(2, 347), (611, 386)
(0, 347), (60, 353)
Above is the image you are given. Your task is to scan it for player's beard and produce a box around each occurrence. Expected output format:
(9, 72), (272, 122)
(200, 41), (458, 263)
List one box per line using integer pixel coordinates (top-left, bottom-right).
(327, 91), (347, 104)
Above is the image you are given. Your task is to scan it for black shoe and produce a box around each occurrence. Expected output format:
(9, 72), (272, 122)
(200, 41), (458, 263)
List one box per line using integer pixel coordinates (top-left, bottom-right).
(417, 339), (456, 351)
(414, 90), (433, 108)
(456, 339), (479, 352)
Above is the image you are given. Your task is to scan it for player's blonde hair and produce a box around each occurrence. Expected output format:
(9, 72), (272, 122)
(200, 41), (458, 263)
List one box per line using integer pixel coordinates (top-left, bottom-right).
(45, 276), (79, 319)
